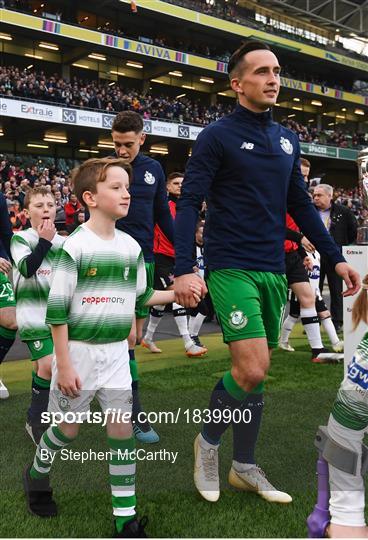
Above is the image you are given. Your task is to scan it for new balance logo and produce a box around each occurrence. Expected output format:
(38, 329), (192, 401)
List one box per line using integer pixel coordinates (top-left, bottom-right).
(240, 142), (254, 150)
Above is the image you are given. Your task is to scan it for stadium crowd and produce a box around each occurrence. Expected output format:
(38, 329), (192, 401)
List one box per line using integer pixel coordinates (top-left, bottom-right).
(1, 0), (366, 95)
(3, 0), (365, 61)
(0, 66), (366, 148)
(0, 159), (83, 233)
(0, 156), (366, 232)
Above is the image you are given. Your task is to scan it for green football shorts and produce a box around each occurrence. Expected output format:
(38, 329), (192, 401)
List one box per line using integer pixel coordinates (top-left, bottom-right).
(0, 272), (16, 309)
(207, 269), (287, 348)
(135, 261), (155, 319)
(26, 337), (54, 361)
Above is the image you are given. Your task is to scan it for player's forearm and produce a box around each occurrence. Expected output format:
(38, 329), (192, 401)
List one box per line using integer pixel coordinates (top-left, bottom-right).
(51, 324), (71, 368)
(145, 290), (175, 306)
(174, 201), (201, 276)
(290, 205), (345, 266)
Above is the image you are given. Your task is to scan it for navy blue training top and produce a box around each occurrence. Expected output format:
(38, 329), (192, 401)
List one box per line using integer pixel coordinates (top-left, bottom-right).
(174, 104), (345, 276)
(116, 153), (174, 262)
(0, 192), (13, 260)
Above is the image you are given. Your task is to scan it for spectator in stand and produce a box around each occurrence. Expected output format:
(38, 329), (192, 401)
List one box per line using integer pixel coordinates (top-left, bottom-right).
(64, 193), (82, 234)
(69, 209), (86, 233)
(313, 184), (358, 333)
(0, 66), (366, 144)
(54, 190), (66, 231)
(60, 185), (70, 205)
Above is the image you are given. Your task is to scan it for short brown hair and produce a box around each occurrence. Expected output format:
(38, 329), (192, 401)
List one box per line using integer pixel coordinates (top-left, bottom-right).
(228, 40), (271, 79)
(71, 158), (132, 206)
(24, 186), (55, 209)
(167, 171), (184, 183)
(300, 158), (311, 168)
(112, 111), (143, 134)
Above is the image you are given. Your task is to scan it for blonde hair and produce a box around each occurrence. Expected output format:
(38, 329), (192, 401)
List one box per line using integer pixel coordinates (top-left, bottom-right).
(352, 274), (368, 330)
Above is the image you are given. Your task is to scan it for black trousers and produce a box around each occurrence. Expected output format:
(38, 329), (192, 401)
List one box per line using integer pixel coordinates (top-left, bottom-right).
(319, 255), (343, 327)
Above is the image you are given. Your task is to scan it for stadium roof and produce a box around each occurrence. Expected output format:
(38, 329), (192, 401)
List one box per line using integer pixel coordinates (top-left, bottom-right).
(243, 0), (368, 36)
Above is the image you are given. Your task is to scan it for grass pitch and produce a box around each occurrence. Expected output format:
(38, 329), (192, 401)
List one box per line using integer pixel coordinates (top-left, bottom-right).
(0, 326), (356, 538)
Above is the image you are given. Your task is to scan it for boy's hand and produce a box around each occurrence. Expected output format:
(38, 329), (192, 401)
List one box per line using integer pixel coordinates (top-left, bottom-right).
(175, 274), (207, 308)
(301, 236), (315, 253)
(0, 257), (12, 274)
(57, 365), (82, 398)
(37, 219), (56, 242)
(303, 256), (313, 271)
(189, 281), (203, 305)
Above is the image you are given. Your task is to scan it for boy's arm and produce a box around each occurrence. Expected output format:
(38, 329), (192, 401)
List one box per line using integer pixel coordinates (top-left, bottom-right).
(145, 290), (175, 306)
(145, 282), (202, 306)
(46, 246), (80, 397)
(51, 323), (81, 398)
(11, 221), (56, 278)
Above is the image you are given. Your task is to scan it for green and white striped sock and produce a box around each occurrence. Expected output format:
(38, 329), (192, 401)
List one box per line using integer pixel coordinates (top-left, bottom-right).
(30, 425), (75, 479)
(108, 436), (136, 532)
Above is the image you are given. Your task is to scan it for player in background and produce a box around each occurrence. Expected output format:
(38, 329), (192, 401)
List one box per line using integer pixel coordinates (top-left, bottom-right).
(22, 158), (201, 537)
(142, 172), (207, 357)
(112, 111), (174, 443)
(280, 249), (344, 355)
(188, 219), (211, 350)
(0, 191), (17, 399)
(280, 157), (343, 360)
(11, 187), (64, 443)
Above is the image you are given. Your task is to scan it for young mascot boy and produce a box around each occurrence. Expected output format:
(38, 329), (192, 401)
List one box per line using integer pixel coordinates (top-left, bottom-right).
(11, 187), (64, 443)
(22, 158), (201, 538)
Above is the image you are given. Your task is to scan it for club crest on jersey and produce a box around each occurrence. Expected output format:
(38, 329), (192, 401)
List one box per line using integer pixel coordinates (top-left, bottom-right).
(58, 395), (71, 412)
(33, 340), (43, 351)
(144, 171), (156, 185)
(86, 267), (97, 277)
(280, 137), (293, 155)
(229, 310), (248, 329)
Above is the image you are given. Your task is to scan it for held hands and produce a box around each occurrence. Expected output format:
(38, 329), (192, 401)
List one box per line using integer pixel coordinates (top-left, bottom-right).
(174, 273), (207, 308)
(301, 236), (315, 253)
(57, 364), (82, 398)
(303, 256), (313, 271)
(37, 219), (56, 242)
(335, 262), (361, 297)
(0, 257), (12, 274)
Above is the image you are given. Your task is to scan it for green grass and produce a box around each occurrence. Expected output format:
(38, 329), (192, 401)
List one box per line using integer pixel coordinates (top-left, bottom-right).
(0, 326), (353, 537)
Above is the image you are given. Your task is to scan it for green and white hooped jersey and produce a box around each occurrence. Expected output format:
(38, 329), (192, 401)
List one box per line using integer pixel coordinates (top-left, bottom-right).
(11, 228), (65, 341)
(332, 332), (368, 430)
(46, 224), (154, 343)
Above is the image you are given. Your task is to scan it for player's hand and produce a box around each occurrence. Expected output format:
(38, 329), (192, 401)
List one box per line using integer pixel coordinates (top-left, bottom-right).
(37, 219), (56, 242)
(301, 236), (315, 253)
(303, 256), (313, 271)
(335, 262), (361, 297)
(0, 257), (12, 274)
(57, 365), (82, 398)
(189, 281), (203, 305)
(174, 273), (207, 308)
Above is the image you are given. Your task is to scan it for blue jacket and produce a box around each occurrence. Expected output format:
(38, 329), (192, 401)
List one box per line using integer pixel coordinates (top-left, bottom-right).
(115, 153), (174, 262)
(0, 192), (12, 260)
(175, 104), (344, 276)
